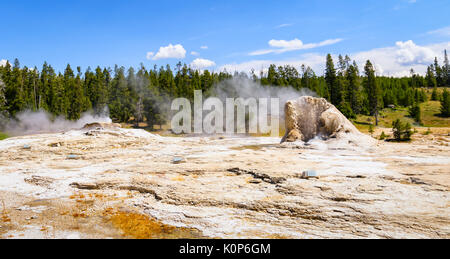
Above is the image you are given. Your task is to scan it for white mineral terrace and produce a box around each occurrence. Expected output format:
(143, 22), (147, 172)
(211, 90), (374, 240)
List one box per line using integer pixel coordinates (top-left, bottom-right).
(0, 124), (449, 239)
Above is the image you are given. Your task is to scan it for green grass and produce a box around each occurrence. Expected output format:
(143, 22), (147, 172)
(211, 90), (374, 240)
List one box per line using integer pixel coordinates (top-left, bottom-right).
(420, 100), (450, 127)
(352, 98), (450, 131)
(353, 107), (415, 131)
(0, 132), (9, 140)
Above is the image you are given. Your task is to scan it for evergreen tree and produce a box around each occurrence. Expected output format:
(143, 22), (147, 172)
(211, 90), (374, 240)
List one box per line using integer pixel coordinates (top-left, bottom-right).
(426, 66), (437, 88)
(51, 74), (67, 116)
(301, 65), (317, 93)
(346, 64), (362, 114)
(325, 54), (340, 105)
(159, 65), (177, 97)
(109, 66), (134, 122)
(133, 65), (150, 126)
(201, 70), (214, 94)
(338, 101), (355, 119)
(266, 64), (277, 85)
(24, 67), (40, 111)
(335, 55), (352, 116)
(444, 50), (450, 86)
(338, 55), (347, 75)
(65, 64), (84, 120)
(38, 62), (50, 110)
(431, 86), (439, 101)
(364, 60), (381, 125)
(434, 57), (444, 87)
(441, 89), (450, 117)
(379, 131), (387, 140)
(0, 79), (7, 116)
(4, 59), (26, 116)
(408, 103), (422, 124)
(392, 119), (413, 141)
(0, 52), (446, 127)
(91, 67), (108, 114)
(0, 76), (8, 127)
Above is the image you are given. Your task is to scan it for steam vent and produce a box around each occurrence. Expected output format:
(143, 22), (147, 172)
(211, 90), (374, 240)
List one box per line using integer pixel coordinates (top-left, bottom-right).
(281, 96), (371, 145)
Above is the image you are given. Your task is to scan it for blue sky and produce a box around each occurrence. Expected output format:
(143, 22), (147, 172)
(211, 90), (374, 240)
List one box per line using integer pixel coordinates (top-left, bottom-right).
(1, 0), (450, 76)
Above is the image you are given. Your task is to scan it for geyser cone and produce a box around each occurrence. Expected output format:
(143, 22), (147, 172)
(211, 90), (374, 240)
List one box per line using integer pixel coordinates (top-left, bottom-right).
(281, 96), (374, 146)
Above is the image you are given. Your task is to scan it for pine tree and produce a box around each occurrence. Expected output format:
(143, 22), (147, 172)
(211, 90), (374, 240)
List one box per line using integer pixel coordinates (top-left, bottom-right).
(325, 54), (340, 105)
(267, 64), (277, 85)
(65, 64), (85, 120)
(0, 79), (7, 115)
(346, 64), (362, 114)
(144, 69), (165, 130)
(38, 62), (49, 110)
(392, 119), (413, 141)
(431, 86), (439, 101)
(434, 57), (444, 87)
(0, 53), (444, 128)
(0, 77), (8, 128)
(426, 66), (437, 88)
(91, 67), (108, 114)
(301, 65), (317, 92)
(444, 50), (450, 86)
(379, 131), (387, 140)
(51, 74), (68, 116)
(4, 59), (26, 116)
(408, 103), (422, 124)
(133, 65), (150, 126)
(24, 67), (40, 111)
(109, 66), (134, 122)
(335, 55), (351, 116)
(364, 60), (381, 125)
(201, 70), (213, 94)
(441, 89), (450, 117)
(338, 55), (347, 75)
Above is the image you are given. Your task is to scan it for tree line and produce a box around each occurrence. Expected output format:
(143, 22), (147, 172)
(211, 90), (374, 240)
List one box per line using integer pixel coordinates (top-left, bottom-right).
(1, 51), (449, 130)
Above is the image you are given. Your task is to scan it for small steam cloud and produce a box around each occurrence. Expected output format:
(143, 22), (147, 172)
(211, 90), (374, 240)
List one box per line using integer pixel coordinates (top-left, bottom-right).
(212, 76), (317, 114)
(207, 76), (317, 134)
(1, 108), (112, 136)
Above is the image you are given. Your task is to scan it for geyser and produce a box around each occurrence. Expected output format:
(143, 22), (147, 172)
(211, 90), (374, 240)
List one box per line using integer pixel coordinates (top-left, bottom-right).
(281, 96), (373, 145)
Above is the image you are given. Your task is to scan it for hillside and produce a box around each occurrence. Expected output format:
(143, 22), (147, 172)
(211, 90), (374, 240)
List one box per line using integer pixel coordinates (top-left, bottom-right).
(354, 88), (450, 134)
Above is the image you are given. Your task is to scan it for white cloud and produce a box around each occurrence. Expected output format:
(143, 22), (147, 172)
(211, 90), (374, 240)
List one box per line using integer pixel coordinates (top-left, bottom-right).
(394, 0), (417, 10)
(146, 44), (186, 60)
(275, 23), (293, 29)
(220, 40), (450, 77)
(249, 38), (343, 56)
(190, 58), (216, 70)
(220, 53), (325, 75)
(146, 52), (155, 60)
(0, 59), (8, 67)
(394, 40), (435, 65)
(351, 40), (449, 77)
(427, 26), (450, 37)
(191, 51), (200, 56)
(269, 39), (303, 49)
(200, 46), (208, 50)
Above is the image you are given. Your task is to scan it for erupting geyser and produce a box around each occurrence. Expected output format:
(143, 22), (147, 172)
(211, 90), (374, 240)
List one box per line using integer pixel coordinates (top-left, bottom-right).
(281, 96), (374, 146)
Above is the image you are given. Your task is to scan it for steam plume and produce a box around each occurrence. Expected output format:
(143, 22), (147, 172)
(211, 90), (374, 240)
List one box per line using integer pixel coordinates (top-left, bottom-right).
(1, 108), (111, 136)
